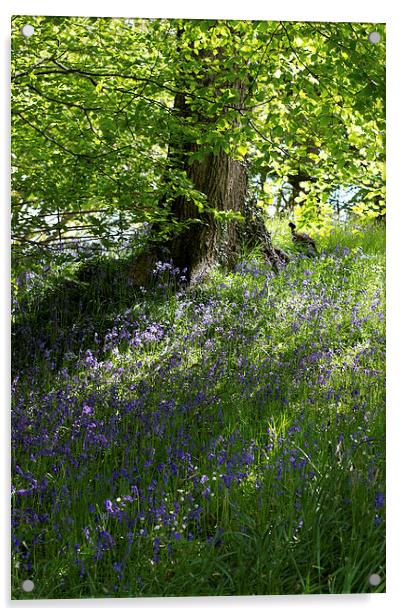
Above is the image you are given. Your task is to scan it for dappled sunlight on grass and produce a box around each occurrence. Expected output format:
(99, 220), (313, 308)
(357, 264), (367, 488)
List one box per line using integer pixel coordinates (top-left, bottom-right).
(11, 224), (385, 597)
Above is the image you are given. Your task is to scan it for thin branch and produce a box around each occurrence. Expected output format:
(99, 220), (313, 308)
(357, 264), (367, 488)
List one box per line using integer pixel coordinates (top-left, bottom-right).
(239, 110), (305, 165)
(12, 56), (56, 80)
(14, 60), (255, 114)
(15, 111), (83, 158)
(27, 83), (102, 112)
(15, 111), (135, 160)
(280, 22), (362, 101)
(280, 22), (322, 86)
(13, 208), (110, 217)
(244, 22), (282, 105)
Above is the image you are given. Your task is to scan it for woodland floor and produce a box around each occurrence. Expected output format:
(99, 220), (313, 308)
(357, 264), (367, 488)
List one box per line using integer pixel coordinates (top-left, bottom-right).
(11, 221), (385, 598)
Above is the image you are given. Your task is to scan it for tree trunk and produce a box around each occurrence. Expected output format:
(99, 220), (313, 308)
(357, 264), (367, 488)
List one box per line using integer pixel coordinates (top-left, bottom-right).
(166, 147), (248, 283)
(160, 119), (281, 281)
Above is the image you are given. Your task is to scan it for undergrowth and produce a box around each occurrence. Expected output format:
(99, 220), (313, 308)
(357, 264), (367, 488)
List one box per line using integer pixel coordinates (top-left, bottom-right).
(11, 222), (385, 598)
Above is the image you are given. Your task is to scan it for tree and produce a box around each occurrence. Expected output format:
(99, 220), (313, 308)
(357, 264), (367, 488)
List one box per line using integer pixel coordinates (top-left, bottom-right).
(152, 21), (285, 282)
(11, 17), (385, 281)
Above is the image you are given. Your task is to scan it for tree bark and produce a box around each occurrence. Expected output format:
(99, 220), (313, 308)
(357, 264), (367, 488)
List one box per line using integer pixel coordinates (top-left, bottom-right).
(166, 146), (248, 283)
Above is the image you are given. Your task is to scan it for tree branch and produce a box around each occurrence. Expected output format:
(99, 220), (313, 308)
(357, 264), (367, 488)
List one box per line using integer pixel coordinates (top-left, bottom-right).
(15, 111), (135, 160)
(27, 83), (102, 112)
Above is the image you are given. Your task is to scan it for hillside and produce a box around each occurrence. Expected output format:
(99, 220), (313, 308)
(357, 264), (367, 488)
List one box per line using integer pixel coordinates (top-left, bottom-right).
(11, 223), (386, 598)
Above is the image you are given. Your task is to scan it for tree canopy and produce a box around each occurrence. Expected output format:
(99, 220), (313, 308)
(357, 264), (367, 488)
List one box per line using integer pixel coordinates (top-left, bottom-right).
(11, 16), (385, 272)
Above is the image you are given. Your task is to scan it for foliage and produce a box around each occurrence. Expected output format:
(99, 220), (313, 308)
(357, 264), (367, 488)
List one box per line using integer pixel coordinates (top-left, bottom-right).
(11, 224), (385, 597)
(11, 17), (385, 268)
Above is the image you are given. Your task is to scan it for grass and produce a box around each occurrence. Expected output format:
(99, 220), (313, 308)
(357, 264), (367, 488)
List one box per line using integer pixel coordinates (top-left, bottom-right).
(11, 220), (385, 598)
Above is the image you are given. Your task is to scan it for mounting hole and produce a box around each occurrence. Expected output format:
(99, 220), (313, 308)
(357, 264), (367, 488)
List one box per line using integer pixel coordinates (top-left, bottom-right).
(21, 24), (35, 38)
(368, 31), (381, 45)
(368, 573), (381, 586)
(21, 579), (34, 592)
